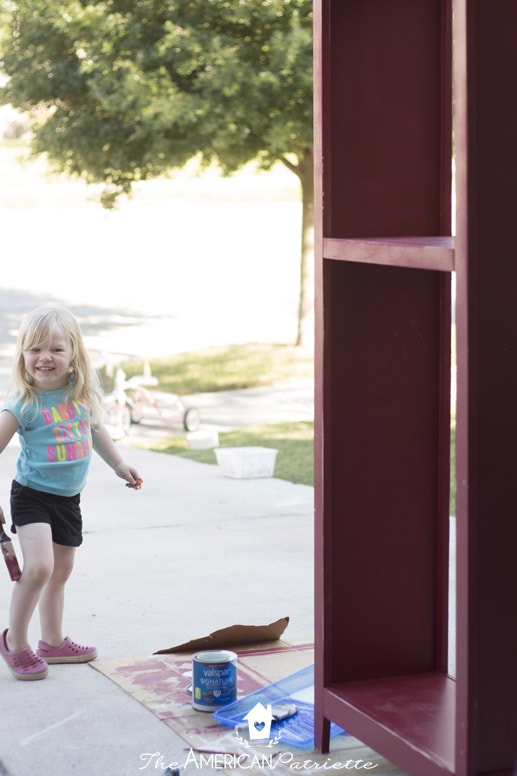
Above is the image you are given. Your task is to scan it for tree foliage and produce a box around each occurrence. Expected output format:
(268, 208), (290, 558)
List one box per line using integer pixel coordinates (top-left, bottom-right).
(0, 0), (312, 197)
(0, 0), (314, 342)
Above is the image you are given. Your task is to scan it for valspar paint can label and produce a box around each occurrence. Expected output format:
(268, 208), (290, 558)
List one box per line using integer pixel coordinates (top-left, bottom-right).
(192, 650), (237, 711)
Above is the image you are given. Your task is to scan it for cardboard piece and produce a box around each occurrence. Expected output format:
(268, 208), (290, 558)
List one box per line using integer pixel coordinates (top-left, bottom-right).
(92, 644), (402, 774)
(90, 644), (314, 751)
(93, 643), (314, 749)
(153, 616), (290, 655)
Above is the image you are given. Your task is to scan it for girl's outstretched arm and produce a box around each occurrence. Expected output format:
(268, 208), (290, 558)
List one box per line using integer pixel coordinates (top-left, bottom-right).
(91, 424), (142, 487)
(0, 410), (20, 455)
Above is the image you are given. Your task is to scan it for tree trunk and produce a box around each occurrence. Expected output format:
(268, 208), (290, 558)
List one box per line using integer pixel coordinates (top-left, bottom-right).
(295, 150), (314, 348)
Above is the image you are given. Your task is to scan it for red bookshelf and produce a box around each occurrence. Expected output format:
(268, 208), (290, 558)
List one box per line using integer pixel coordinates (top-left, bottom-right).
(314, 2), (517, 774)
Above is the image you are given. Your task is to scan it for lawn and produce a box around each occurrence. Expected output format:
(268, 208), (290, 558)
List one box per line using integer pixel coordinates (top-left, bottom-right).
(103, 342), (314, 395)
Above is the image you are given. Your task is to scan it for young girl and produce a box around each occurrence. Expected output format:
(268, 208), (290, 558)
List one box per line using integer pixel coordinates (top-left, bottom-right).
(0, 307), (142, 681)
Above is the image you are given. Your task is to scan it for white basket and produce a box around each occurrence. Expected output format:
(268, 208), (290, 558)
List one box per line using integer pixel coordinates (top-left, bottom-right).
(214, 446), (278, 479)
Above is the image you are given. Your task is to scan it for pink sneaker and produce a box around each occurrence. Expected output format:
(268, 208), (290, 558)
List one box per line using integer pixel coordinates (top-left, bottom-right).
(37, 636), (98, 664)
(0, 629), (48, 681)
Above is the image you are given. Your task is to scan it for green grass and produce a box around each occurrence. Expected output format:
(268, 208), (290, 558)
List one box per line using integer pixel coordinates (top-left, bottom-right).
(102, 342), (314, 395)
(141, 421), (314, 486)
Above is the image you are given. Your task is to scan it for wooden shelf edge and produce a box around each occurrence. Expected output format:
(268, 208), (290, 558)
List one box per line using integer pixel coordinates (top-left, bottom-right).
(322, 672), (455, 776)
(323, 236), (455, 271)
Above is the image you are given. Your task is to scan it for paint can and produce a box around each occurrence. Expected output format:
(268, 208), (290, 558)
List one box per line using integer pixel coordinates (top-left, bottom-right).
(192, 650), (237, 711)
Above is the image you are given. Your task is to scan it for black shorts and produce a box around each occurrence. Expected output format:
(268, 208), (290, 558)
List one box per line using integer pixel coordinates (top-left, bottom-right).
(10, 481), (83, 548)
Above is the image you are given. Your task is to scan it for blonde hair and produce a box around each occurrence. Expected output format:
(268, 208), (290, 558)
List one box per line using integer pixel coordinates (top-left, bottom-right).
(12, 307), (104, 424)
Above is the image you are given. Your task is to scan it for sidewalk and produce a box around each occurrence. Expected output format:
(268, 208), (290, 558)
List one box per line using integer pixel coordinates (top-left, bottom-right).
(0, 439), (315, 776)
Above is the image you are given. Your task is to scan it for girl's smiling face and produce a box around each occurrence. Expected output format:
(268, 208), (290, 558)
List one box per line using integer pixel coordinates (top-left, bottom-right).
(23, 326), (74, 391)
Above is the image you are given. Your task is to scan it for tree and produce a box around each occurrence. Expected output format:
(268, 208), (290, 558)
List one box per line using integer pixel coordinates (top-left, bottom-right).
(0, 0), (313, 345)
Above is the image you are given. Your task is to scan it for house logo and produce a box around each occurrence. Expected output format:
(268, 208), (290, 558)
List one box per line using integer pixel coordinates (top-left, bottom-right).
(241, 702), (277, 742)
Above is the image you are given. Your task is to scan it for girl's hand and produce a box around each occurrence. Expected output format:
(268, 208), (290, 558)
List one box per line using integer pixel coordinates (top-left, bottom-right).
(126, 478), (143, 490)
(0, 505), (5, 524)
(114, 463), (143, 490)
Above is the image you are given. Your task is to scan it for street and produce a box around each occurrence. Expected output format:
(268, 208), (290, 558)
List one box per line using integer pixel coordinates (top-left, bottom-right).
(0, 149), (308, 432)
(0, 147), (303, 374)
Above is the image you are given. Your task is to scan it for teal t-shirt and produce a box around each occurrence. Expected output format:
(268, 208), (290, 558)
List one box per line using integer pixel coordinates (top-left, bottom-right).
(3, 388), (93, 497)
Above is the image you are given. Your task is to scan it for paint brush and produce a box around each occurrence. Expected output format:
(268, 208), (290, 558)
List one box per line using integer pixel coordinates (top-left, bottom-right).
(0, 506), (22, 581)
